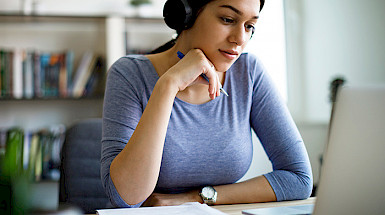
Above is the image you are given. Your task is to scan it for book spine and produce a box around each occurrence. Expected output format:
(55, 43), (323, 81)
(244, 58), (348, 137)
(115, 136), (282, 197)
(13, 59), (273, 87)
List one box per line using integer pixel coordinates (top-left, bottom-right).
(33, 133), (42, 181)
(72, 51), (95, 98)
(58, 53), (67, 98)
(66, 50), (74, 96)
(13, 48), (23, 99)
(23, 130), (31, 170)
(7, 51), (13, 98)
(40, 53), (50, 98)
(0, 50), (6, 97)
(0, 128), (7, 157)
(33, 51), (42, 98)
(23, 50), (34, 99)
(28, 132), (40, 181)
(46, 53), (60, 98)
(84, 56), (105, 97)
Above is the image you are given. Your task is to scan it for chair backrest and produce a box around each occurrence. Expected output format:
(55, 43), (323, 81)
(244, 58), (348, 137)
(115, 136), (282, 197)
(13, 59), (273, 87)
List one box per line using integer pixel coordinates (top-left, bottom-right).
(59, 118), (109, 213)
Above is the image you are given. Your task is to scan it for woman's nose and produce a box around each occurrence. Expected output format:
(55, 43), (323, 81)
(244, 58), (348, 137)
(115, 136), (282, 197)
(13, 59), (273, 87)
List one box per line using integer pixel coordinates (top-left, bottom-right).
(229, 26), (247, 46)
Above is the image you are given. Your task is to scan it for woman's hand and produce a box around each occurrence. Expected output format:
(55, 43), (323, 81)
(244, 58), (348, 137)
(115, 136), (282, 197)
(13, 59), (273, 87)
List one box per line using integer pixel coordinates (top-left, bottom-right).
(161, 49), (222, 100)
(142, 190), (202, 207)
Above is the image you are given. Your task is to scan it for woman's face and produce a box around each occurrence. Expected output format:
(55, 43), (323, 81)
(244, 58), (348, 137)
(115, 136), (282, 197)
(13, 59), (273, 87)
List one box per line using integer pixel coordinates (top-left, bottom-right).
(182, 0), (260, 72)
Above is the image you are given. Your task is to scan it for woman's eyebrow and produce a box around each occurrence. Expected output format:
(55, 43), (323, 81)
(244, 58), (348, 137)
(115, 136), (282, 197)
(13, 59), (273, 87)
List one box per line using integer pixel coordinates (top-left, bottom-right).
(219, 4), (259, 19)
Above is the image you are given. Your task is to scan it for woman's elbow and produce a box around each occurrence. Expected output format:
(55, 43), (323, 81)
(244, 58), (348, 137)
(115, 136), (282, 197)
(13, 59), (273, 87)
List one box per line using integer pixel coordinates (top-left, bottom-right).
(302, 182), (313, 199)
(298, 173), (313, 199)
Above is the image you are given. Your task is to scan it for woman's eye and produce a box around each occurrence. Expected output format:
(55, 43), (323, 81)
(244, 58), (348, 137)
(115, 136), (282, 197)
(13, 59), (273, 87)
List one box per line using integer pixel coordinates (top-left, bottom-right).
(221, 17), (234, 24)
(246, 24), (255, 32)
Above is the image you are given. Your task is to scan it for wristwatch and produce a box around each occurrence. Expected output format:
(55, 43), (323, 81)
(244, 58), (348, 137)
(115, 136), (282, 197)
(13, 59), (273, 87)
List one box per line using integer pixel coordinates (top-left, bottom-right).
(199, 186), (217, 205)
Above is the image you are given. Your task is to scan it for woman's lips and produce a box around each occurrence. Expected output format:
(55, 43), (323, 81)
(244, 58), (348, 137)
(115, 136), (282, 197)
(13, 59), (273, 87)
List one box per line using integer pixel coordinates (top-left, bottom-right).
(219, 49), (239, 60)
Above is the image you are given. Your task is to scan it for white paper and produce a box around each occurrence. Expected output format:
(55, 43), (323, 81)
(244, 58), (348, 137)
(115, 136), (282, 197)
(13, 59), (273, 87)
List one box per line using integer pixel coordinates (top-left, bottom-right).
(242, 204), (314, 215)
(96, 202), (227, 215)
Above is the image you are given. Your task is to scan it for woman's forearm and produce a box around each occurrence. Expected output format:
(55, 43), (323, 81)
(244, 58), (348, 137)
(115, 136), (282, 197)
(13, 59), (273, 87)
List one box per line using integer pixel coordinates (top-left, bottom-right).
(142, 175), (277, 207)
(214, 175), (277, 205)
(110, 76), (179, 205)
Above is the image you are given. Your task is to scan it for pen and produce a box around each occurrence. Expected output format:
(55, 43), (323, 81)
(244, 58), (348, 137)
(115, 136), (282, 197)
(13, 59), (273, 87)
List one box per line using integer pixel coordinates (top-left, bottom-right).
(177, 51), (229, 96)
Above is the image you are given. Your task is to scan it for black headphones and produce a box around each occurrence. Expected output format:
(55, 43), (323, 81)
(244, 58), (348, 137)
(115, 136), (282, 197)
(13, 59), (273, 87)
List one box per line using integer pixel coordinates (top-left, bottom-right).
(163, 0), (195, 32)
(163, 0), (265, 32)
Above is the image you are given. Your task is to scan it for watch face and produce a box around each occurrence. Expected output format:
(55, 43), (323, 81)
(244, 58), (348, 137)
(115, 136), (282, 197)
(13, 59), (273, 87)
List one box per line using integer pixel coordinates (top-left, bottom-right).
(202, 186), (215, 198)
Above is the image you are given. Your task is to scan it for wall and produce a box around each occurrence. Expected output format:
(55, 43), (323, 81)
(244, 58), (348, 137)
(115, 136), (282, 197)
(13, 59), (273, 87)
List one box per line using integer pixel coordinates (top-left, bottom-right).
(285, 0), (385, 123)
(244, 0), (287, 100)
(284, 0), (385, 185)
(0, 0), (167, 17)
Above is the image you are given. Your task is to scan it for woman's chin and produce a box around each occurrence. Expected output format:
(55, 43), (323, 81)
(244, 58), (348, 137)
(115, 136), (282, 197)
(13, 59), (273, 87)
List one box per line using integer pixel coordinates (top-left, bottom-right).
(215, 64), (232, 72)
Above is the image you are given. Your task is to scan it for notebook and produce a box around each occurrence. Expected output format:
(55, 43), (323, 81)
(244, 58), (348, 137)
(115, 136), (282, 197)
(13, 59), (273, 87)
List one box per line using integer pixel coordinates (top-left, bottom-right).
(96, 202), (226, 215)
(243, 85), (385, 215)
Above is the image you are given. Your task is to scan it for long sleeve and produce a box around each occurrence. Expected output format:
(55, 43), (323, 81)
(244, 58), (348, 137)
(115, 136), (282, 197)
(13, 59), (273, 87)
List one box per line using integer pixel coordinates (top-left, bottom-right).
(100, 56), (157, 208)
(248, 55), (313, 201)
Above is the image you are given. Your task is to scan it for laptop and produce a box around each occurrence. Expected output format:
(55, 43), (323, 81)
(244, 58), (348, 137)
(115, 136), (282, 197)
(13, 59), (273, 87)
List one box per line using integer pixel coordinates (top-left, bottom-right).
(243, 85), (385, 215)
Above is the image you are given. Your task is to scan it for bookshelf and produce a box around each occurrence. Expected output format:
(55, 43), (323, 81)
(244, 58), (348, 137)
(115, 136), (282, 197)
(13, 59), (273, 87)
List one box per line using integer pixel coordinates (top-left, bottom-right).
(0, 14), (173, 127)
(0, 15), (107, 130)
(0, 13), (174, 184)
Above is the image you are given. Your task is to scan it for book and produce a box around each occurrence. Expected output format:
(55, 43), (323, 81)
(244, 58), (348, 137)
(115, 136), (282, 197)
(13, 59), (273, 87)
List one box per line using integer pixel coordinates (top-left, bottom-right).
(41, 125), (65, 180)
(0, 49), (16, 98)
(44, 53), (61, 97)
(71, 51), (98, 98)
(58, 53), (68, 98)
(12, 48), (23, 99)
(23, 131), (31, 170)
(39, 52), (51, 98)
(28, 132), (41, 181)
(83, 56), (105, 97)
(65, 50), (74, 96)
(40, 130), (52, 180)
(0, 51), (2, 97)
(0, 129), (7, 157)
(33, 51), (42, 98)
(23, 50), (34, 99)
(6, 51), (13, 98)
(0, 50), (9, 98)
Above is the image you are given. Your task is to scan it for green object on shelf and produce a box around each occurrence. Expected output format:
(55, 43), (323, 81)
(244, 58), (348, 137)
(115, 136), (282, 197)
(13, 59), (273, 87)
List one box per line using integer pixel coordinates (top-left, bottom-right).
(2, 128), (24, 177)
(130, 0), (151, 7)
(0, 128), (30, 215)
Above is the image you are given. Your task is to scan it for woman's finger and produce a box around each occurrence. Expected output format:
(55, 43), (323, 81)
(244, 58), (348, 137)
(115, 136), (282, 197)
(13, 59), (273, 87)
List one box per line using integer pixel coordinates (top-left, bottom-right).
(208, 64), (220, 98)
(216, 75), (222, 97)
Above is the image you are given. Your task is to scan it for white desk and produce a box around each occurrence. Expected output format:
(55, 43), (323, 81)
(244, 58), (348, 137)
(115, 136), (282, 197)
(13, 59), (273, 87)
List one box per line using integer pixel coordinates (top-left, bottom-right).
(212, 197), (316, 215)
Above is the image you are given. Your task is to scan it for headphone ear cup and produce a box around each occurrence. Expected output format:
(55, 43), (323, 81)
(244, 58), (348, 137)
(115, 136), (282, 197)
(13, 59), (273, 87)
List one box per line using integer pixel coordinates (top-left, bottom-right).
(163, 0), (193, 31)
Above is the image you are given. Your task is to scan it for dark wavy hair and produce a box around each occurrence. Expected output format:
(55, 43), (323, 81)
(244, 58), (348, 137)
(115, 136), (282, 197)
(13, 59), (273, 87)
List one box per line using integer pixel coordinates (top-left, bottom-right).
(150, 0), (265, 54)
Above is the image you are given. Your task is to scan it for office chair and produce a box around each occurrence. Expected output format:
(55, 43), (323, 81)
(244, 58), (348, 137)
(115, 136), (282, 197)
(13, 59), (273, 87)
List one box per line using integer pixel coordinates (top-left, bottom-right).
(59, 118), (110, 213)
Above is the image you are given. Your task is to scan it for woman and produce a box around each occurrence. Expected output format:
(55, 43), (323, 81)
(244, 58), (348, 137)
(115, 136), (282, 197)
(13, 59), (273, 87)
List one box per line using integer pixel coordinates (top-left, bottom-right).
(101, 0), (312, 208)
